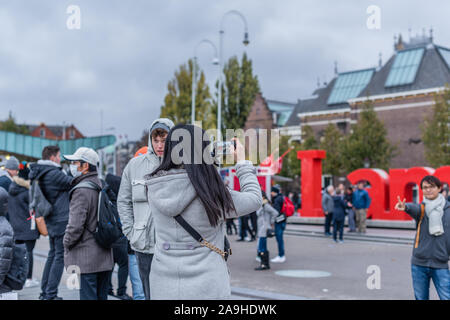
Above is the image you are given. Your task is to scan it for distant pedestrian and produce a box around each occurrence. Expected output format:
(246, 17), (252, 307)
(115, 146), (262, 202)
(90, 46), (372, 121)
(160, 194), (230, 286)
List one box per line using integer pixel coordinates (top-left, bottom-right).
(395, 175), (450, 300)
(332, 189), (347, 243)
(270, 185), (287, 263)
(237, 214), (253, 241)
(29, 145), (73, 300)
(104, 173), (132, 300)
(63, 147), (114, 300)
(7, 168), (40, 288)
(322, 185), (334, 236)
(345, 187), (356, 232)
(352, 181), (371, 234)
(226, 218), (237, 235)
(0, 157), (20, 196)
(254, 191), (278, 271)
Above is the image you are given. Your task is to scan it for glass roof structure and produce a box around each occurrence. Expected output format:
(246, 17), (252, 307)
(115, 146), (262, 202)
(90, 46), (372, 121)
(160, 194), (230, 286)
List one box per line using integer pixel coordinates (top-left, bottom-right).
(385, 48), (425, 87)
(327, 69), (375, 105)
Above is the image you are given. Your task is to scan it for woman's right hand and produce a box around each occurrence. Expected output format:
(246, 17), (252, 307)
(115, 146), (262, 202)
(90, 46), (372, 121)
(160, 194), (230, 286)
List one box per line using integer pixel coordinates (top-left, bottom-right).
(394, 196), (406, 211)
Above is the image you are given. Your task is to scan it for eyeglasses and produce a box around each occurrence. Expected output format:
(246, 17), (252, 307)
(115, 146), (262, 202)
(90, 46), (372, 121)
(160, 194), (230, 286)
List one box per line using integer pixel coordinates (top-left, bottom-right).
(422, 185), (438, 191)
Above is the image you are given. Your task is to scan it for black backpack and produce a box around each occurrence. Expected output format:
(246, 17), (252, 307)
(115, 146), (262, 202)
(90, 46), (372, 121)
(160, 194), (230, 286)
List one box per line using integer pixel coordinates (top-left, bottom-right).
(4, 242), (29, 291)
(70, 181), (123, 249)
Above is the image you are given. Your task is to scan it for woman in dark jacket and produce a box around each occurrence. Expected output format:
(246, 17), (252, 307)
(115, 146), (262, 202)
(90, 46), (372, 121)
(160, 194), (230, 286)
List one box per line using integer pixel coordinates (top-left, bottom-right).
(0, 187), (14, 294)
(8, 171), (39, 287)
(332, 190), (347, 243)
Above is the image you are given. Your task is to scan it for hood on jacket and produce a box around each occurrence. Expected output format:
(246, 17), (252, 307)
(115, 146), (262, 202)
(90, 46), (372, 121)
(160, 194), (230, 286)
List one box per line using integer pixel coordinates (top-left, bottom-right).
(146, 169), (197, 217)
(28, 161), (60, 181)
(9, 177), (30, 196)
(147, 118), (175, 156)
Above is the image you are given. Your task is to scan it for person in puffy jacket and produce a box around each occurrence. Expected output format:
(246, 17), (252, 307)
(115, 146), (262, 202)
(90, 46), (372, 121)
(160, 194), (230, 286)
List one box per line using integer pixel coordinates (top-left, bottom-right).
(0, 187), (14, 294)
(254, 191), (278, 271)
(8, 168), (40, 288)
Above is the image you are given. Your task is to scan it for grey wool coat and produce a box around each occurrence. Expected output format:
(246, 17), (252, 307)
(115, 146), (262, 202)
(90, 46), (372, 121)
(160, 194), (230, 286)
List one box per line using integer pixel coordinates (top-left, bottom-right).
(256, 201), (279, 238)
(145, 161), (263, 300)
(63, 173), (113, 274)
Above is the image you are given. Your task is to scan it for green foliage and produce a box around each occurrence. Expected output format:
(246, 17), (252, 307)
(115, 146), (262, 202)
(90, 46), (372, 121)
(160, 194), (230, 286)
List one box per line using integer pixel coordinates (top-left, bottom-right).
(214, 53), (260, 133)
(0, 112), (29, 134)
(320, 123), (344, 176)
(341, 100), (396, 172)
(422, 88), (450, 167)
(160, 59), (215, 128)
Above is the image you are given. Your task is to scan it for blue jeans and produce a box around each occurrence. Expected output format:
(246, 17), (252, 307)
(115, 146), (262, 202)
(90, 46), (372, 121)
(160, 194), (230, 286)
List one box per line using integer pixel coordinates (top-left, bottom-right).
(128, 254), (145, 300)
(275, 222), (286, 257)
(347, 209), (356, 231)
(257, 237), (267, 253)
(41, 235), (65, 299)
(411, 264), (450, 300)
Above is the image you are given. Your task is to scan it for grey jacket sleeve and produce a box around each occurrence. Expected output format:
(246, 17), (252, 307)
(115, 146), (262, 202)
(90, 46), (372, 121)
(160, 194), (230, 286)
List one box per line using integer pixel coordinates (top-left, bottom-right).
(322, 194), (328, 213)
(117, 163), (134, 239)
(227, 162), (263, 218)
(264, 203), (279, 219)
(405, 203), (421, 221)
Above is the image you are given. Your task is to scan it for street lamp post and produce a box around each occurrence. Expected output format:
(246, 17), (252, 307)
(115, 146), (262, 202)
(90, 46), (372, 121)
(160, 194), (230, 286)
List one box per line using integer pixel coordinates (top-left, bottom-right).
(191, 39), (219, 125)
(217, 10), (249, 142)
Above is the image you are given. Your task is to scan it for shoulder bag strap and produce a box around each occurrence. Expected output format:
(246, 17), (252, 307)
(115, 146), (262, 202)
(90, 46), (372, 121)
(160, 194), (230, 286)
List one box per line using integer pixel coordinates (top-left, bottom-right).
(174, 214), (227, 260)
(414, 203), (426, 249)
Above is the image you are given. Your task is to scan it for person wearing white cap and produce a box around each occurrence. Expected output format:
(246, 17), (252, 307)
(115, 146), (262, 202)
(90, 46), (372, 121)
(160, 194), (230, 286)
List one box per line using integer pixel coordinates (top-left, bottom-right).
(62, 147), (114, 300)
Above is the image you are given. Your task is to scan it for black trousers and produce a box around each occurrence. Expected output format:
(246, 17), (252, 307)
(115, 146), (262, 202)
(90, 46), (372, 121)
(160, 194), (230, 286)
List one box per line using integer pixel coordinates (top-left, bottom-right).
(80, 271), (111, 300)
(226, 219), (237, 235)
(249, 211), (257, 239)
(135, 252), (153, 300)
(108, 238), (129, 296)
(239, 215), (252, 239)
(324, 212), (333, 234)
(333, 220), (344, 240)
(15, 239), (36, 279)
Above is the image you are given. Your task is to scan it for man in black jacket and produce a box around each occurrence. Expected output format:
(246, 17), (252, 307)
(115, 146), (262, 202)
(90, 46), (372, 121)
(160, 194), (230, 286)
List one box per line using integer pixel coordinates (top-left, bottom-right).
(29, 146), (73, 300)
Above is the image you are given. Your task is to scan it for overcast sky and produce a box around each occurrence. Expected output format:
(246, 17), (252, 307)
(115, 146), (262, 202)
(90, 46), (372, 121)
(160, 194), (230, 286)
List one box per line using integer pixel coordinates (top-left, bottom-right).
(1, 0), (449, 141)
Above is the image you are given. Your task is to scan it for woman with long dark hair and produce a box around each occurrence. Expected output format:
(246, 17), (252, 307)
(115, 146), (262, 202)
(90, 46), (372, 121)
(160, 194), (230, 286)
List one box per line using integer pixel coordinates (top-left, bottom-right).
(145, 124), (262, 299)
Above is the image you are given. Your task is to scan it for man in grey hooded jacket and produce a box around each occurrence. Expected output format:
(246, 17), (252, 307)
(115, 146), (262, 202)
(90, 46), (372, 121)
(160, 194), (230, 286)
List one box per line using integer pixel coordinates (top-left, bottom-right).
(117, 118), (174, 300)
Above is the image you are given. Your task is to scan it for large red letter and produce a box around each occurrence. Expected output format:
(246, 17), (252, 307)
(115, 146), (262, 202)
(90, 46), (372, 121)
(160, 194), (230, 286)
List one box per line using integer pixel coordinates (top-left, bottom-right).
(297, 150), (326, 217)
(433, 166), (450, 186)
(347, 169), (390, 220)
(389, 167), (435, 220)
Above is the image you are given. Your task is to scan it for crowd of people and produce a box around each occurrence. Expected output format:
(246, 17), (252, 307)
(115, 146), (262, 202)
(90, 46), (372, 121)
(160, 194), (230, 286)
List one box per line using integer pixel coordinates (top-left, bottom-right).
(0, 117), (449, 300)
(322, 181), (372, 243)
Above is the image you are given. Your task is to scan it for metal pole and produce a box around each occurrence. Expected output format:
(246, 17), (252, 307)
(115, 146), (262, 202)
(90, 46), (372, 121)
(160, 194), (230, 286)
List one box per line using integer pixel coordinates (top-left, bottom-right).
(217, 30), (224, 143)
(191, 57), (197, 124)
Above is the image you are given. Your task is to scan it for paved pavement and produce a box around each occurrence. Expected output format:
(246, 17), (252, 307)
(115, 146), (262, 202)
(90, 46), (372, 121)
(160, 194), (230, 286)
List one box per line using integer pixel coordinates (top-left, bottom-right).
(10, 224), (441, 300)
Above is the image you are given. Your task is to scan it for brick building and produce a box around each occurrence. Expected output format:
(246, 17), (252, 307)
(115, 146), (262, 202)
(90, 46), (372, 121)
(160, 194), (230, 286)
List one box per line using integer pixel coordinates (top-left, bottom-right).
(283, 31), (450, 169)
(27, 123), (84, 140)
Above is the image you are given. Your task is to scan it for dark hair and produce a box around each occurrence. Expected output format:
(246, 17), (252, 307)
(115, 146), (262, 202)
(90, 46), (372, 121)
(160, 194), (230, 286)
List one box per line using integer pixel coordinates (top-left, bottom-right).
(79, 161), (97, 173)
(150, 124), (236, 227)
(42, 145), (60, 160)
(420, 175), (442, 189)
(151, 128), (168, 139)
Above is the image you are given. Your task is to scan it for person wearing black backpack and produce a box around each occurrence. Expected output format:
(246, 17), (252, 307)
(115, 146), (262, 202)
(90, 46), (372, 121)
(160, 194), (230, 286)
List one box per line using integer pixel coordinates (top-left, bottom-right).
(63, 147), (113, 300)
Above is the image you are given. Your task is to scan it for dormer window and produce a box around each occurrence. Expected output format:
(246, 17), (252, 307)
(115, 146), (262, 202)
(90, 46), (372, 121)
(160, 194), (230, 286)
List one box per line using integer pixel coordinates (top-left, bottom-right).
(40, 128), (45, 138)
